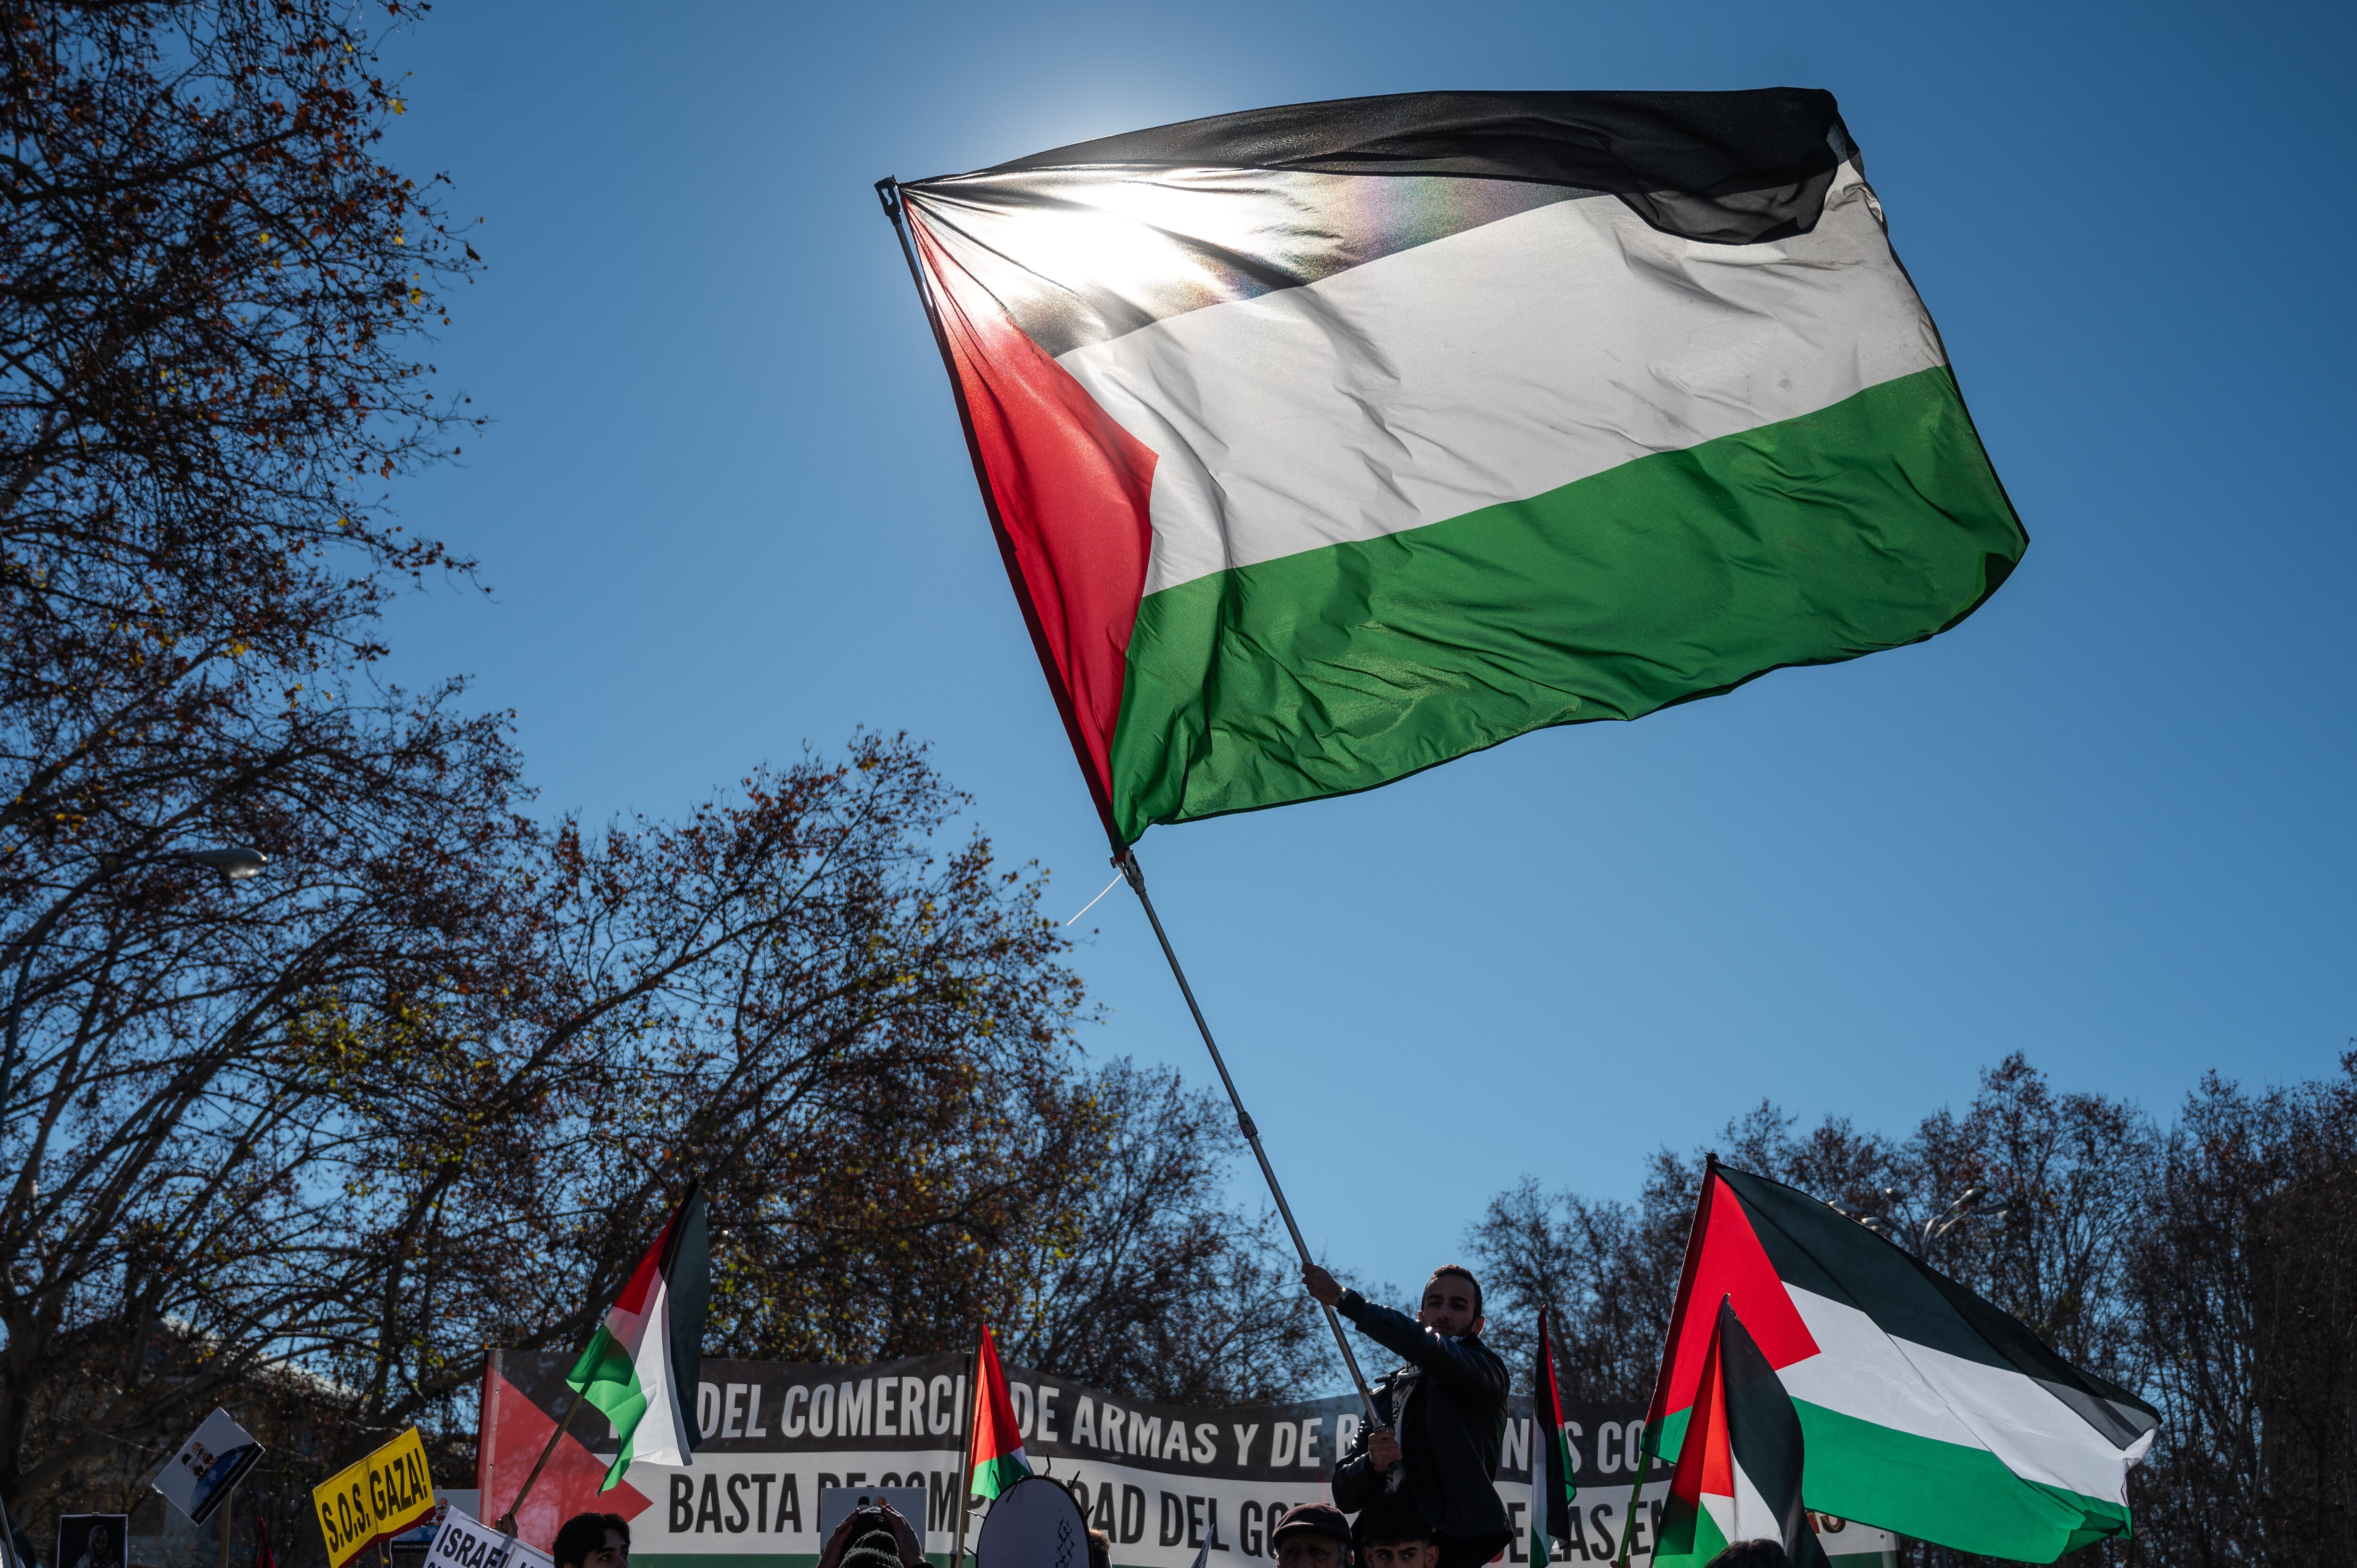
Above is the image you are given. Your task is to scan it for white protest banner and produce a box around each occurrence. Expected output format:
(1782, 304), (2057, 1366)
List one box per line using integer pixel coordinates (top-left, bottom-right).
(430, 1506), (556, 1568)
(478, 1352), (1893, 1568)
(152, 1409), (266, 1526)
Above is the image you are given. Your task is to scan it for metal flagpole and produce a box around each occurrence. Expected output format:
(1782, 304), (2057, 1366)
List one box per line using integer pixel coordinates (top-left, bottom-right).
(872, 174), (1379, 1428)
(950, 1339), (980, 1568)
(0, 1489), (25, 1568)
(1114, 850), (1380, 1425)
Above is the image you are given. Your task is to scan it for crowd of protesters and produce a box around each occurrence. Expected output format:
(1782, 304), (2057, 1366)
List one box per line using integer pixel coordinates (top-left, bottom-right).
(548, 1261), (1793, 1568)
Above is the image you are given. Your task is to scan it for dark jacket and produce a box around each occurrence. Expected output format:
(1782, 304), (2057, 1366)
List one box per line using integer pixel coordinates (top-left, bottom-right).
(1330, 1289), (1511, 1545)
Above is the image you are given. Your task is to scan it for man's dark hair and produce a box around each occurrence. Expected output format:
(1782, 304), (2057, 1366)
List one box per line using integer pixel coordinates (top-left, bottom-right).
(552, 1513), (631, 1568)
(1353, 1493), (1433, 1550)
(1705, 1542), (1792, 1568)
(1426, 1264), (1483, 1316)
(1086, 1527), (1112, 1568)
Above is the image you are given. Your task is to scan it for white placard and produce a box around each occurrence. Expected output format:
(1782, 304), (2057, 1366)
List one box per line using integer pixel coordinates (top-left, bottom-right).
(429, 1507), (556, 1568)
(151, 1410), (265, 1525)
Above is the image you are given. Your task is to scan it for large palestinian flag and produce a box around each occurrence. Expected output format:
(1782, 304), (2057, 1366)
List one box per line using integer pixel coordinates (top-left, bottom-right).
(888, 89), (2024, 846)
(566, 1183), (711, 1491)
(1646, 1163), (2158, 1561)
(1656, 1298), (1829, 1568)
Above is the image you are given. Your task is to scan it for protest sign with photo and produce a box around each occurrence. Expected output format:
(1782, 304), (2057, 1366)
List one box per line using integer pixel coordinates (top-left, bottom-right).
(478, 1352), (1894, 1568)
(153, 1409), (267, 1526)
(55, 1516), (128, 1568)
(313, 1426), (438, 1568)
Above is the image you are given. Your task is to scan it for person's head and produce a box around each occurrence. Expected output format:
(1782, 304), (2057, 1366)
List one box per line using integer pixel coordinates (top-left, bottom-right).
(1271, 1502), (1353, 1568)
(1352, 1494), (1434, 1568)
(1086, 1527), (1112, 1568)
(552, 1513), (631, 1568)
(835, 1516), (900, 1568)
(1705, 1542), (1793, 1568)
(1418, 1265), (1483, 1337)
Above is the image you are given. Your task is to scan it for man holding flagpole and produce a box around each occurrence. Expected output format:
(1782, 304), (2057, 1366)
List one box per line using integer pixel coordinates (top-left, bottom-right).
(1308, 1263), (1510, 1568)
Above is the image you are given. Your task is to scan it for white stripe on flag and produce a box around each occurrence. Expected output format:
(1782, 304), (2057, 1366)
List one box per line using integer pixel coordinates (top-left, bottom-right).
(628, 1271), (692, 1467)
(1057, 164), (1945, 598)
(1727, 1448), (1783, 1546)
(1780, 1287), (2149, 1503)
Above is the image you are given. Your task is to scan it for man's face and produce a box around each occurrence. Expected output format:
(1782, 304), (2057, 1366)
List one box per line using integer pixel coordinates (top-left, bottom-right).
(581, 1530), (627, 1568)
(1275, 1532), (1343, 1568)
(1363, 1542), (1435, 1568)
(1419, 1271), (1483, 1337)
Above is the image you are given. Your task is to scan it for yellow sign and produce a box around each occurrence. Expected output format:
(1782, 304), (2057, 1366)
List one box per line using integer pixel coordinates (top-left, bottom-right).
(312, 1426), (436, 1568)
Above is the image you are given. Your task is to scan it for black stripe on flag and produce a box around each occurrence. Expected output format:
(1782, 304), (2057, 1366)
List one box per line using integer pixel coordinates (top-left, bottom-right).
(977, 89), (1854, 245)
(1717, 1167), (2159, 1449)
(901, 90), (1860, 361)
(1718, 1299), (1830, 1568)
(661, 1181), (713, 1454)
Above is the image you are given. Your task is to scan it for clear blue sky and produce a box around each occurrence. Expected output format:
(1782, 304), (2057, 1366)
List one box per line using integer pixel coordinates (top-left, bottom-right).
(375, 0), (2351, 1327)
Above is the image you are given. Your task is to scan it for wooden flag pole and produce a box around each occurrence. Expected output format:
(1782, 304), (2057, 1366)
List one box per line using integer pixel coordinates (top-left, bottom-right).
(495, 1388), (584, 1536)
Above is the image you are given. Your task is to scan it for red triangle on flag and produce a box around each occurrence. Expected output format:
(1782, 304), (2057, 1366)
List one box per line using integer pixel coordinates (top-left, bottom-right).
(1649, 1171), (1821, 1434)
(479, 1370), (652, 1550)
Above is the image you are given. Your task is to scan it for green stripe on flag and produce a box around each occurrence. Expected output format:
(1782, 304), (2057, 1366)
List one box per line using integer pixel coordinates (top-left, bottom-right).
(1791, 1400), (2132, 1562)
(1656, 1491), (1733, 1568)
(567, 1323), (650, 1491)
(971, 1452), (1030, 1502)
(1653, 1390), (2129, 1561)
(1109, 365), (2020, 841)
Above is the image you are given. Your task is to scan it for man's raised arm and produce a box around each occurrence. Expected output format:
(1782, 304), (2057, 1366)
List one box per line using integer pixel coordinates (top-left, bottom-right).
(1302, 1263), (1507, 1406)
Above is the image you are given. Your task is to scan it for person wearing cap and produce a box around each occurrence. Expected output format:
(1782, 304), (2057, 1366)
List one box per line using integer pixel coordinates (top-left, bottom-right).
(1270, 1502), (1355, 1568)
(1304, 1262), (1511, 1568)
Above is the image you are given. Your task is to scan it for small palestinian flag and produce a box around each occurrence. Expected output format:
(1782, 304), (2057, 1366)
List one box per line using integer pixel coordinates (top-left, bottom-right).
(567, 1182), (711, 1490)
(1646, 1163), (2159, 1561)
(1654, 1298), (1829, 1568)
(1529, 1306), (1577, 1565)
(969, 1323), (1030, 1500)
(889, 90), (2023, 847)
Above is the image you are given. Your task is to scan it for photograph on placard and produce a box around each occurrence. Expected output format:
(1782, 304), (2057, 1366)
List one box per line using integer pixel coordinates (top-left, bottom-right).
(56, 1515), (128, 1568)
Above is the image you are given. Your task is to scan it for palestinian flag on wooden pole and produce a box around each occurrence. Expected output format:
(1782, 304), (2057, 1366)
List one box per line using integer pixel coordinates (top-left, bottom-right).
(566, 1182), (711, 1491)
(881, 89), (2023, 848)
(1655, 1297), (1830, 1568)
(1645, 1161), (2158, 1562)
(1529, 1306), (1577, 1564)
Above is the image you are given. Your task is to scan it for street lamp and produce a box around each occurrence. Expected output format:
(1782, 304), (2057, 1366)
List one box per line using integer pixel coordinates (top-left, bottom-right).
(181, 847), (271, 882)
(1922, 1185), (2010, 1255)
(0, 843), (272, 1115)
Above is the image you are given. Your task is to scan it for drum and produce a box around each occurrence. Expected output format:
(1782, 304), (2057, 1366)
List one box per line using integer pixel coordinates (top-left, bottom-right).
(973, 1476), (1089, 1568)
